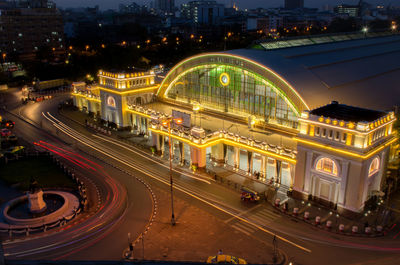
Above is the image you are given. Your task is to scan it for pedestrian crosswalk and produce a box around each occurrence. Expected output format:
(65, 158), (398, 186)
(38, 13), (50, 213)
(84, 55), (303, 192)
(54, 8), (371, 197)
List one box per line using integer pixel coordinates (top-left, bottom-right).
(250, 208), (281, 225)
(231, 222), (255, 236)
(229, 208), (281, 236)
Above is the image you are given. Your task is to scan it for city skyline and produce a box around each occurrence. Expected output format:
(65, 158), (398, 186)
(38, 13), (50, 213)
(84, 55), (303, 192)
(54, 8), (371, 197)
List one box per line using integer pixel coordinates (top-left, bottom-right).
(53, 0), (395, 10)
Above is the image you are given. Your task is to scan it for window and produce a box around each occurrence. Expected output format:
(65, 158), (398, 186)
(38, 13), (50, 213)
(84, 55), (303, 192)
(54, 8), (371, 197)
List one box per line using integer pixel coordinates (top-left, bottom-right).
(328, 130), (333, 139)
(368, 157), (380, 176)
(315, 127), (320, 136)
(316, 157), (338, 176)
(341, 133), (347, 142)
(322, 128), (326, 137)
(335, 131), (340, 141)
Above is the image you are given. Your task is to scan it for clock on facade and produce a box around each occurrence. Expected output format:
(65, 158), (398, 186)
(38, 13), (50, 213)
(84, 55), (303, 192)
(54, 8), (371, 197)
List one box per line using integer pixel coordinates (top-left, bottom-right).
(219, 73), (230, 86)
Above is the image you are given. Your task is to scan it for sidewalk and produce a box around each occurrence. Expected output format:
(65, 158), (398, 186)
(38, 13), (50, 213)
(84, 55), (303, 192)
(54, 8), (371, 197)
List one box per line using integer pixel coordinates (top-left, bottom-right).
(59, 108), (286, 264)
(60, 107), (398, 238)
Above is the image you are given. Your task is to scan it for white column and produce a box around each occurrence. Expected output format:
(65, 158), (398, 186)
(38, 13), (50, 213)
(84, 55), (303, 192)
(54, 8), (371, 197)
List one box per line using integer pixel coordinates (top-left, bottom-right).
(155, 133), (161, 152)
(303, 151), (313, 193)
(248, 152), (253, 174)
(161, 135), (165, 157)
(190, 146), (198, 166)
(289, 163), (295, 187)
(261, 156), (266, 179)
(197, 148), (207, 168)
(234, 147), (240, 169)
(338, 161), (349, 206)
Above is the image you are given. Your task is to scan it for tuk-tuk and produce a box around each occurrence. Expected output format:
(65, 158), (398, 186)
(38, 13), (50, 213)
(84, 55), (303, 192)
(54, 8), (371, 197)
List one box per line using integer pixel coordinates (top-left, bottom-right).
(240, 187), (260, 202)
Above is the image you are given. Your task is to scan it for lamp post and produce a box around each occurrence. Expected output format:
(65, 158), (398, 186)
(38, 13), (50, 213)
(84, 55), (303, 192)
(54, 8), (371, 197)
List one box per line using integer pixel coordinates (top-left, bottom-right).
(162, 117), (183, 226)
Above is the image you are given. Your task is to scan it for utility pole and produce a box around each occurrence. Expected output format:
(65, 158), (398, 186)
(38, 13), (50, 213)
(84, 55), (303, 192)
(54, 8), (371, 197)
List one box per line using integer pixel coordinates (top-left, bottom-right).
(272, 235), (278, 263)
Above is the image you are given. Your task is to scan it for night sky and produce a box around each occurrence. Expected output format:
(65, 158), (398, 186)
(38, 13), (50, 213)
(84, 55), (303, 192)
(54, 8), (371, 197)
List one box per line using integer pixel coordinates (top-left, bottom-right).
(53, 0), (396, 10)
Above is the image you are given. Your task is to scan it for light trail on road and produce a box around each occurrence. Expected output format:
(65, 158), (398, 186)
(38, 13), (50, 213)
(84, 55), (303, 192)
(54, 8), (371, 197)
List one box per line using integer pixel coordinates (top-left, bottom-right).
(3, 138), (127, 259)
(42, 111), (312, 254)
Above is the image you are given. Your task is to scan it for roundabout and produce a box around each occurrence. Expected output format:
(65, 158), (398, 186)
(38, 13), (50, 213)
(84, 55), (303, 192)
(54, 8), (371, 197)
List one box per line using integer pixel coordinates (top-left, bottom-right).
(2, 190), (80, 228)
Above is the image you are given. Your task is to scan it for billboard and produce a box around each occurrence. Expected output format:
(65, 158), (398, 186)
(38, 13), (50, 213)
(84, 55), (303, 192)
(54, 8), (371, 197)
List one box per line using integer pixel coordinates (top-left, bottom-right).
(172, 109), (191, 128)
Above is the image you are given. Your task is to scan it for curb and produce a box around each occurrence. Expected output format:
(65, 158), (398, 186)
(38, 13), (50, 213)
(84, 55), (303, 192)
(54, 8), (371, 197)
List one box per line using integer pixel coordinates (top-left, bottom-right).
(272, 204), (386, 238)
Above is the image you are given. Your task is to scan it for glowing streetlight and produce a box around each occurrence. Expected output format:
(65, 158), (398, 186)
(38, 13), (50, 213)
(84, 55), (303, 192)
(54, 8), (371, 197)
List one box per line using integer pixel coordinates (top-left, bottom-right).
(161, 117), (183, 226)
(362, 27), (368, 33)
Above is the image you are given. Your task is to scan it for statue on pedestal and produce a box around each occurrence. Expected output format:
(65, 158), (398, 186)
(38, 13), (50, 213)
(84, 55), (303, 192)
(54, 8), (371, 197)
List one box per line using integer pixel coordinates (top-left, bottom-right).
(27, 176), (47, 214)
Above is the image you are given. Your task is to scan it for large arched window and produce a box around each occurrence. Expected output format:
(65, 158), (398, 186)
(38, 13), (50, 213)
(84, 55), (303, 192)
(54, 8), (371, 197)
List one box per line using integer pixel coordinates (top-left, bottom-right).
(316, 157), (338, 176)
(368, 157), (380, 177)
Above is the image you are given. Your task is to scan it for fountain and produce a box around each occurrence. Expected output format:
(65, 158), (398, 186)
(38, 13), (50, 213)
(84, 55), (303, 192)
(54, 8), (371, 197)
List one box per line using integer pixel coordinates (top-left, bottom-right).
(0, 177), (80, 229)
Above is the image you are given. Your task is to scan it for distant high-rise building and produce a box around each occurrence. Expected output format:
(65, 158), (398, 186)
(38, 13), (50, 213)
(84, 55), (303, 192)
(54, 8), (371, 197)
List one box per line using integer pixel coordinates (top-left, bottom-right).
(181, 0), (224, 25)
(284, 0), (304, 9)
(0, 0), (64, 60)
(155, 0), (175, 15)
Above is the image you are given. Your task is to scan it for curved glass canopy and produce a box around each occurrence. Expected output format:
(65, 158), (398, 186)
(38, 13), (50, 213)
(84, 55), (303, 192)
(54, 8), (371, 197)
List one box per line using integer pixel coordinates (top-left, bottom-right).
(158, 53), (309, 128)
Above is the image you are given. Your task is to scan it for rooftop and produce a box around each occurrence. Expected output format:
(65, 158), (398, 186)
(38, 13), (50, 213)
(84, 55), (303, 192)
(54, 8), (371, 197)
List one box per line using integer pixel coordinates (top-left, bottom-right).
(309, 101), (386, 123)
(256, 31), (393, 51)
(225, 32), (400, 111)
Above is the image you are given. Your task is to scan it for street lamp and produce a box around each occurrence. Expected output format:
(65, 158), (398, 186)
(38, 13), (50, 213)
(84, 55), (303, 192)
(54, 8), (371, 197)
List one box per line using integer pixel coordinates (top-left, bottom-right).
(362, 26), (368, 37)
(161, 117), (183, 225)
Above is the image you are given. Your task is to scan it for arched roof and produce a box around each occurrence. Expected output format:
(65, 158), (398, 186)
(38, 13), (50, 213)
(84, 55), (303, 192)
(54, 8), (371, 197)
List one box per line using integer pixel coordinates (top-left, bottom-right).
(158, 34), (400, 113)
(158, 52), (310, 115)
(225, 34), (400, 112)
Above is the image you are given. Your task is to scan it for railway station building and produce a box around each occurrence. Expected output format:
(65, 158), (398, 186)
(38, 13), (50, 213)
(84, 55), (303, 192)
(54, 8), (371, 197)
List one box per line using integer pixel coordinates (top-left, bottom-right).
(72, 32), (400, 214)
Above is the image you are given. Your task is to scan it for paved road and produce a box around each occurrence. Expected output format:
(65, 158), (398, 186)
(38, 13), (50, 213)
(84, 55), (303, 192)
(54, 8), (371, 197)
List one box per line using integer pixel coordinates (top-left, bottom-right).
(2, 88), (400, 264)
(0, 89), (153, 260)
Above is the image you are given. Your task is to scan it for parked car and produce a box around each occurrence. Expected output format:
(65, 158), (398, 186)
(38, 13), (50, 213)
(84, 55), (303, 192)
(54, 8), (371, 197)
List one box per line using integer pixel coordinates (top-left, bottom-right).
(207, 255), (247, 264)
(0, 128), (12, 137)
(240, 187), (260, 202)
(5, 145), (24, 154)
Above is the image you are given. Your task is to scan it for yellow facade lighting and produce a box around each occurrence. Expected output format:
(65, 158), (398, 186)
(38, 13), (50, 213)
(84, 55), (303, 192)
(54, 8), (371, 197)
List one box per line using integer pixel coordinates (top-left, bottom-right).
(295, 137), (397, 160)
(125, 108), (151, 118)
(149, 128), (296, 164)
(71, 93), (101, 103)
(98, 85), (158, 95)
(158, 52), (311, 113)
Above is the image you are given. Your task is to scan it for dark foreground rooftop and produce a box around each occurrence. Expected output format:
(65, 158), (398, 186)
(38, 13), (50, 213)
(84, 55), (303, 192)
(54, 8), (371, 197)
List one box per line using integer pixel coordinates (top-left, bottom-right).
(309, 101), (387, 122)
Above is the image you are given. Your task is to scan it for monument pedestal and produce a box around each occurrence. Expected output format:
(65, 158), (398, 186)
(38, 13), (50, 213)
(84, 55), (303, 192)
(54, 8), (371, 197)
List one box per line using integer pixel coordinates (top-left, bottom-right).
(28, 190), (47, 213)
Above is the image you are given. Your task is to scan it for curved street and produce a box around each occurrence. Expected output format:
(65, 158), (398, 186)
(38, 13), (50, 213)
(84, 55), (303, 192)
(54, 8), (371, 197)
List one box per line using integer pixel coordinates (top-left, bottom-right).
(1, 88), (400, 264)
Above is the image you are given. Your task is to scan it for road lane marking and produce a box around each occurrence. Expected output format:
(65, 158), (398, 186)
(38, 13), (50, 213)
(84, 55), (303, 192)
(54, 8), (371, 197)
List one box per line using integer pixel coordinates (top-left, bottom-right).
(92, 134), (211, 184)
(231, 223), (252, 236)
(44, 112), (312, 254)
(224, 204), (262, 223)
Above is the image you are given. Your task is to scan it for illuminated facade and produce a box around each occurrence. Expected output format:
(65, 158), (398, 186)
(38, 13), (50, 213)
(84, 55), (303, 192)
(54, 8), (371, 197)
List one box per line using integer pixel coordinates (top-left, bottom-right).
(295, 102), (396, 212)
(72, 34), (400, 213)
(159, 53), (309, 129)
(72, 70), (157, 129)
